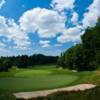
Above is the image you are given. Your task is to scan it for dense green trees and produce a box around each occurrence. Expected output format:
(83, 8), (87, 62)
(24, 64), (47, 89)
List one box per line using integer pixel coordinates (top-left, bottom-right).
(0, 54), (58, 72)
(58, 19), (100, 71)
(13, 55), (28, 68)
(28, 54), (58, 66)
(0, 58), (12, 72)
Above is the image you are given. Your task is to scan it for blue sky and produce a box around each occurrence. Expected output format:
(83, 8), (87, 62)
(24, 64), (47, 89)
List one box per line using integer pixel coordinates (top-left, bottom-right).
(0, 0), (99, 56)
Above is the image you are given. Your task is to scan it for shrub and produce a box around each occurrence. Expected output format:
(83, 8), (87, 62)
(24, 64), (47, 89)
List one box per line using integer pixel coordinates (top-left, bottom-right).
(0, 93), (16, 100)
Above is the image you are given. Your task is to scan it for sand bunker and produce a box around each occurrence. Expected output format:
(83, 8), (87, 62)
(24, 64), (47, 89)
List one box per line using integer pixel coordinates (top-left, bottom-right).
(14, 84), (96, 99)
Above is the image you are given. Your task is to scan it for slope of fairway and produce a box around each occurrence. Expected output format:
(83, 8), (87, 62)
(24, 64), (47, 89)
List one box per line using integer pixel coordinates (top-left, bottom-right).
(0, 65), (80, 92)
(14, 69), (52, 77)
(0, 75), (78, 92)
(0, 65), (99, 92)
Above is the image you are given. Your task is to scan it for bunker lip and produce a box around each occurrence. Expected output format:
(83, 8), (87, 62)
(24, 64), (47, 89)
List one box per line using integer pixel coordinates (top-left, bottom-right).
(14, 84), (96, 99)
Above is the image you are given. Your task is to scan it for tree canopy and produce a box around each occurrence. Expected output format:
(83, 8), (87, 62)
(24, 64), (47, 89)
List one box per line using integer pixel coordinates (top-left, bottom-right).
(58, 19), (100, 71)
(0, 54), (58, 72)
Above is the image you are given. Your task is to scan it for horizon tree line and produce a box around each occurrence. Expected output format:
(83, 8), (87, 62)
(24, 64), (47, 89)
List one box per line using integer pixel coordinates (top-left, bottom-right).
(0, 54), (58, 72)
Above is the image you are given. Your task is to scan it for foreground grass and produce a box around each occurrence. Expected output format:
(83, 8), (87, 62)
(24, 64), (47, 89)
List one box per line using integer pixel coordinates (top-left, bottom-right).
(0, 65), (100, 92)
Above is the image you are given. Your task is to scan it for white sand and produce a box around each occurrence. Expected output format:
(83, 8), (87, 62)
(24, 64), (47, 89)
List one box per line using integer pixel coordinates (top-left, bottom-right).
(14, 84), (96, 99)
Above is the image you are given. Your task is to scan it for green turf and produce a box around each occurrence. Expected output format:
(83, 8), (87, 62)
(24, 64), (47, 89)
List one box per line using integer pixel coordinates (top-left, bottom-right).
(0, 75), (78, 92)
(14, 69), (52, 77)
(0, 65), (99, 92)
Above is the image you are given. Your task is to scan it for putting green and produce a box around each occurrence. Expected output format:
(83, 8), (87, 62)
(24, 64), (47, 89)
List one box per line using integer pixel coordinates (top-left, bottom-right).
(0, 75), (78, 92)
(14, 69), (52, 77)
(0, 66), (80, 92)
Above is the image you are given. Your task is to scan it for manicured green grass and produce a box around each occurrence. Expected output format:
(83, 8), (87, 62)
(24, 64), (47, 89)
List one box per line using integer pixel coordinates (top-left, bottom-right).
(14, 69), (52, 77)
(0, 65), (100, 92)
(0, 75), (78, 92)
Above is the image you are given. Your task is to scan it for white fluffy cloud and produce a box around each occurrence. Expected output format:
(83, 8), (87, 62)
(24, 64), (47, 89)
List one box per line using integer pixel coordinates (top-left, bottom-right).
(0, 0), (5, 9)
(40, 40), (51, 48)
(0, 16), (30, 50)
(83, 0), (100, 28)
(51, 0), (75, 12)
(0, 16), (9, 36)
(8, 20), (30, 50)
(19, 7), (66, 38)
(2, 0), (99, 52)
(57, 0), (100, 44)
(57, 26), (82, 43)
(71, 12), (79, 25)
(0, 1), (82, 50)
(51, 0), (82, 44)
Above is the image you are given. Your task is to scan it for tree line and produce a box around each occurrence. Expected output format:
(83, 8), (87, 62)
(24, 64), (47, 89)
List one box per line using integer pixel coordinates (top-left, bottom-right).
(0, 54), (58, 72)
(58, 19), (100, 71)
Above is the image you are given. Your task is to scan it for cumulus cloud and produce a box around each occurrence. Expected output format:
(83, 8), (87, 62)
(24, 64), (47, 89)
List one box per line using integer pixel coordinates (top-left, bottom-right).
(0, 0), (5, 9)
(57, 0), (100, 44)
(0, 16), (30, 50)
(0, 1), (82, 50)
(83, 0), (100, 28)
(19, 7), (66, 38)
(0, 16), (9, 36)
(8, 19), (30, 50)
(71, 12), (79, 25)
(50, 0), (82, 44)
(2, 0), (99, 52)
(57, 26), (82, 43)
(51, 0), (75, 12)
(40, 40), (51, 48)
